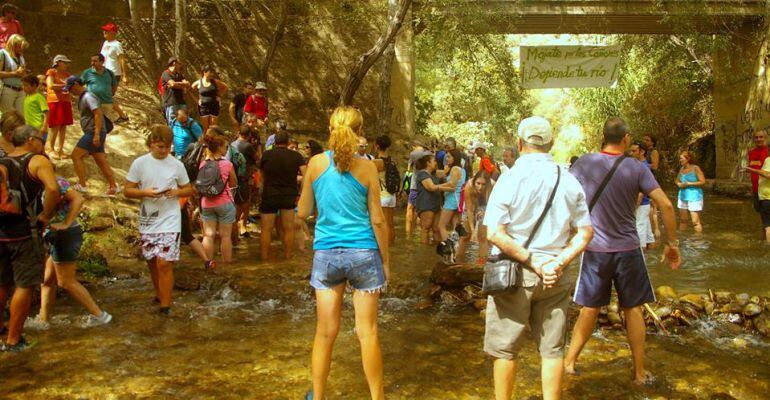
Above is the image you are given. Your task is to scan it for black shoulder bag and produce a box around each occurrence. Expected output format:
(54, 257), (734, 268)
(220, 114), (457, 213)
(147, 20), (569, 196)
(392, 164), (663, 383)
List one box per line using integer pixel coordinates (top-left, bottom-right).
(481, 165), (561, 296)
(589, 155), (627, 212)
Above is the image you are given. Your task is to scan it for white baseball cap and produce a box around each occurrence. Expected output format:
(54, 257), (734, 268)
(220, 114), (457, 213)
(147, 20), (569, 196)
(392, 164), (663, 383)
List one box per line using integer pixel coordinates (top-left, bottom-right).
(517, 116), (553, 146)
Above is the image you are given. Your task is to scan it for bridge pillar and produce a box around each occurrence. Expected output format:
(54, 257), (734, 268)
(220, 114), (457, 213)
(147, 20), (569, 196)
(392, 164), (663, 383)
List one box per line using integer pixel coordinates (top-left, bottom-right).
(714, 22), (767, 179)
(389, 1), (415, 138)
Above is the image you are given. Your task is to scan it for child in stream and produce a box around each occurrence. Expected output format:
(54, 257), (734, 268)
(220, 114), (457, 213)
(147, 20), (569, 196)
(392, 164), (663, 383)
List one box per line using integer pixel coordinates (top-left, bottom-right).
(32, 174), (112, 328)
(124, 125), (193, 314)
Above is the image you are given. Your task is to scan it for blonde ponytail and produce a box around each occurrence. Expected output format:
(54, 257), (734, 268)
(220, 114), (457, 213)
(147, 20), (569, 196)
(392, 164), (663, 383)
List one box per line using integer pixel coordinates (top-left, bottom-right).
(328, 106), (363, 172)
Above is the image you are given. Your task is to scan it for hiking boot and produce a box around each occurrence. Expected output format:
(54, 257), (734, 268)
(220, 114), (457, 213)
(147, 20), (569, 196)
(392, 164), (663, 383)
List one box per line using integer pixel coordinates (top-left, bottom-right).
(1, 336), (29, 352)
(85, 311), (113, 327)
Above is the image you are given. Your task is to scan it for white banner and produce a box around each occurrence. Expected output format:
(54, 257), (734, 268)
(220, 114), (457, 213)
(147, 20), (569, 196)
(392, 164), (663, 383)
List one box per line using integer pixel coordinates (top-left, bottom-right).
(520, 46), (621, 89)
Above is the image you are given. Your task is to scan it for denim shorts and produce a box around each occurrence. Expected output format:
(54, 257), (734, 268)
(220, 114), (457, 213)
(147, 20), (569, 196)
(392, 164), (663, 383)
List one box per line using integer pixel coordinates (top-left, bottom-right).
(201, 202), (237, 224)
(310, 248), (385, 292)
(76, 131), (108, 153)
(573, 248), (656, 309)
(45, 225), (84, 263)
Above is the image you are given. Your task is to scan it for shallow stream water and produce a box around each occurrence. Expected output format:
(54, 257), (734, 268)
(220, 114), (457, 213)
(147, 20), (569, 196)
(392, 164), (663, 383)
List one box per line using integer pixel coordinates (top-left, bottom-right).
(1, 193), (769, 399)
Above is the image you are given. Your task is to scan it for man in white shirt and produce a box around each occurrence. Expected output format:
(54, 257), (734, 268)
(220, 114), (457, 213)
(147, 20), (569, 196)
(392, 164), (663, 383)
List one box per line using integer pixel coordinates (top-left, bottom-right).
(99, 22), (129, 123)
(483, 116), (594, 400)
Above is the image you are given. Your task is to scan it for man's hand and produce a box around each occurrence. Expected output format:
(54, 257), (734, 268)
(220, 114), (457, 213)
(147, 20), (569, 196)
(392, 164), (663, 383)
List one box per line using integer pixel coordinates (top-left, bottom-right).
(540, 259), (564, 288)
(661, 244), (682, 270)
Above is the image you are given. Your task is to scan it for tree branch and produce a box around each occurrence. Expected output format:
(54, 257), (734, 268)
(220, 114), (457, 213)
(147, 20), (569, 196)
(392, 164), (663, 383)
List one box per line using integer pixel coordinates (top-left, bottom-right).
(260, 0), (289, 83)
(339, 0), (413, 106)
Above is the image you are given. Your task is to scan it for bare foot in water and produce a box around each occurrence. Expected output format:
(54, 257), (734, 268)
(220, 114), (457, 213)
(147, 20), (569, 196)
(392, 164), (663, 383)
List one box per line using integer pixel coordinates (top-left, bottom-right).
(634, 369), (655, 386)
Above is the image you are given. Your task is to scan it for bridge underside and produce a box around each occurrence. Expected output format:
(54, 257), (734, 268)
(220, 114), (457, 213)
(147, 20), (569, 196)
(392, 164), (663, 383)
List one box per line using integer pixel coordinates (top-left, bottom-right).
(389, 1), (769, 180)
(419, 0), (766, 34)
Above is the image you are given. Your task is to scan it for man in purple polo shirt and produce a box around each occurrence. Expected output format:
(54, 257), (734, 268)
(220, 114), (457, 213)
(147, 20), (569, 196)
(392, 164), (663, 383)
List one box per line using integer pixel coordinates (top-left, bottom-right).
(565, 117), (682, 386)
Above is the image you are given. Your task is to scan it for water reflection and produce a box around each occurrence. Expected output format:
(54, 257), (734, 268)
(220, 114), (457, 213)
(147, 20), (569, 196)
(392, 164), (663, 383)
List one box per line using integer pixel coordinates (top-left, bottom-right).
(1, 193), (768, 398)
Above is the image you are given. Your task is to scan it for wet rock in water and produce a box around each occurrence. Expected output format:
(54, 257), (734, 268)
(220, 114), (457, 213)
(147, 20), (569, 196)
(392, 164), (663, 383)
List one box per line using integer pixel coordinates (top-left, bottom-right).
(463, 285), (481, 299)
(174, 275), (201, 291)
(654, 305), (672, 319)
(753, 313), (770, 337)
(727, 313), (742, 324)
(607, 311), (623, 325)
(705, 301), (716, 315)
(743, 303), (762, 318)
(415, 297), (433, 310)
(710, 393), (739, 400)
(679, 294), (706, 311)
(656, 285), (677, 300)
(722, 301), (745, 314)
(735, 293), (750, 306)
(749, 296), (761, 305)
(732, 337), (749, 349)
(439, 290), (465, 306)
(607, 302), (619, 313)
(599, 306), (609, 316)
(714, 291), (733, 304)
(473, 299), (488, 311)
(430, 262), (483, 288)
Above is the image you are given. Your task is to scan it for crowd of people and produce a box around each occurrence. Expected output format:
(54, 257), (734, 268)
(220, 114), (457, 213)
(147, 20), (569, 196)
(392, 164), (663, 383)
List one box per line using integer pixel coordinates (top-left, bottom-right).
(1, 3), (770, 399)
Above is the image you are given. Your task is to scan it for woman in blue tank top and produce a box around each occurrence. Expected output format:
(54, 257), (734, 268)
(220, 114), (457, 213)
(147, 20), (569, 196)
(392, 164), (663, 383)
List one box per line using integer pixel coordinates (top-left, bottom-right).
(676, 150), (705, 233)
(437, 149), (467, 242)
(297, 106), (388, 400)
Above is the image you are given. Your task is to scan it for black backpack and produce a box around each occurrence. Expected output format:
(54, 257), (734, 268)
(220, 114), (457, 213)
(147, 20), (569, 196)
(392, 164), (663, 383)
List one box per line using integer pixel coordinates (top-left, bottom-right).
(182, 142), (205, 182)
(383, 156), (401, 195)
(195, 159), (226, 197)
(0, 154), (33, 217)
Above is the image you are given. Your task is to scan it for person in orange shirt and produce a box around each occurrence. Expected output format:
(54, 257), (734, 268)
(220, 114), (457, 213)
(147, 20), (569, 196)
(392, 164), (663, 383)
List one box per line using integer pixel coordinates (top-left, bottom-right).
(45, 55), (73, 159)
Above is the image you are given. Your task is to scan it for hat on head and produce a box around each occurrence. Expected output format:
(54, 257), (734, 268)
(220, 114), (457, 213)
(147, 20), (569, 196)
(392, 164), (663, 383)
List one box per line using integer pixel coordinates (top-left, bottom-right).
(517, 116), (553, 146)
(472, 141), (486, 151)
(51, 54), (71, 68)
(255, 81), (267, 90)
(101, 22), (118, 32)
(167, 57), (179, 67)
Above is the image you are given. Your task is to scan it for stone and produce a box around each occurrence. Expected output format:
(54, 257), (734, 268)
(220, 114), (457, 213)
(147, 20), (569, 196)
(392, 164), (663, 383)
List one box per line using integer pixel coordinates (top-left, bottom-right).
(725, 301), (744, 314)
(653, 305), (672, 319)
(473, 299), (488, 311)
(607, 311), (623, 325)
(743, 303), (762, 318)
(735, 293), (750, 306)
(749, 296), (761, 305)
(173, 275), (201, 291)
(415, 298), (434, 310)
(705, 301), (716, 315)
(656, 285), (677, 300)
(714, 291), (733, 304)
(753, 313), (770, 337)
(87, 216), (114, 232)
(679, 294), (706, 311)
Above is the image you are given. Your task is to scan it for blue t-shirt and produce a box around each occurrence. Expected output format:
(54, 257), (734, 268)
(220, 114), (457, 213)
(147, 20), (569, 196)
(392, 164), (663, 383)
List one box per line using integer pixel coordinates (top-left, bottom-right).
(640, 160), (651, 206)
(80, 67), (116, 104)
(170, 118), (203, 157)
(571, 153), (659, 252)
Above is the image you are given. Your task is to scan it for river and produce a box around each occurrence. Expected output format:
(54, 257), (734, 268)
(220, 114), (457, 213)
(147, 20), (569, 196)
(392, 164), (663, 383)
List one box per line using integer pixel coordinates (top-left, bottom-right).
(1, 193), (768, 399)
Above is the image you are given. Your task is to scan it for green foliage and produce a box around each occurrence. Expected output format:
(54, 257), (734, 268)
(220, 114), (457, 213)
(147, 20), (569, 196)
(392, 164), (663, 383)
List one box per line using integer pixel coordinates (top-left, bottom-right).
(77, 234), (111, 279)
(415, 27), (534, 145)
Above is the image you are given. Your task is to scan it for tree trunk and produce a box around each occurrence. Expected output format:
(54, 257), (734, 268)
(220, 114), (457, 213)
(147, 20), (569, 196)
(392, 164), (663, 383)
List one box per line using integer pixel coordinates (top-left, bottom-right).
(376, 0), (398, 136)
(174, 0), (187, 59)
(339, 0), (413, 106)
(260, 0), (289, 84)
(214, 0), (255, 75)
(152, 0), (161, 62)
(128, 0), (160, 93)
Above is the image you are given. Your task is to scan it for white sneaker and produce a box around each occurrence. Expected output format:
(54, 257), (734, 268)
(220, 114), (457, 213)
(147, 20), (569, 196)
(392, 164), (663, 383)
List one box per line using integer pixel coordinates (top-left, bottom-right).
(85, 311), (113, 327)
(25, 315), (50, 331)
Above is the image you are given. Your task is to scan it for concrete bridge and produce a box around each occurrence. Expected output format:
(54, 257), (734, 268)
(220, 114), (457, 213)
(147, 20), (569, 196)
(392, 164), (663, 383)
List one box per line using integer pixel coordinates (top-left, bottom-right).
(387, 0), (770, 179)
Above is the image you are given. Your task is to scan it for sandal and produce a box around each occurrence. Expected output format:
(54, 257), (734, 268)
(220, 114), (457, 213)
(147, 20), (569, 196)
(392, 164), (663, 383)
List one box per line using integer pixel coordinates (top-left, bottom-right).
(106, 186), (121, 197)
(73, 184), (88, 194)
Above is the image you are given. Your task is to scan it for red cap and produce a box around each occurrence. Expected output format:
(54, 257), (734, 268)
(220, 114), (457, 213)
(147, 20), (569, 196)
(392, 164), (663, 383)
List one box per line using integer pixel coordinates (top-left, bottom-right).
(101, 22), (118, 32)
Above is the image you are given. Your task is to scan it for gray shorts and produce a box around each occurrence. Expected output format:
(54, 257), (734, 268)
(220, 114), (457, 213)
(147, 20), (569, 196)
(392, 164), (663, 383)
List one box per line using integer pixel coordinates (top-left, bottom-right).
(484, 267), (570, 360)
(201, 203), (237, 224)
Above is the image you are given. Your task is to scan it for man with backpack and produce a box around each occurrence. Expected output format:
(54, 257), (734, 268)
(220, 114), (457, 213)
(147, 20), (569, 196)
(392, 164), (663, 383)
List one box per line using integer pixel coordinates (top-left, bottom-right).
(1, 125), (60, 351)
(374, 135), (399, 245)
(159, 57), (190, 124)
(170, 108), (203, 158)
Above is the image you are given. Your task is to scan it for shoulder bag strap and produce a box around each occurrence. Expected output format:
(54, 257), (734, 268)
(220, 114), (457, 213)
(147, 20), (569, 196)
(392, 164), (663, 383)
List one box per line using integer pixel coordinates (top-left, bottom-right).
(522, 164), (562, 250)
(588, 155), (627, 212)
